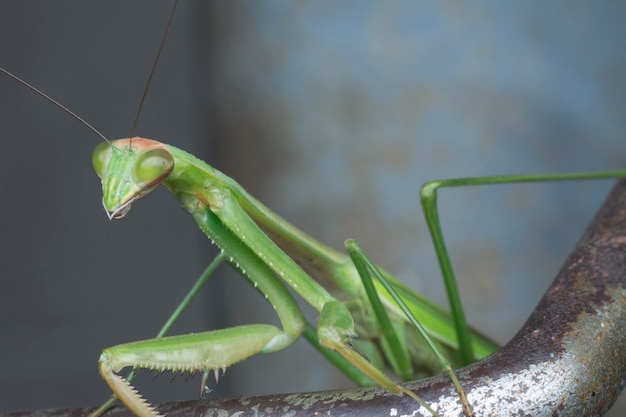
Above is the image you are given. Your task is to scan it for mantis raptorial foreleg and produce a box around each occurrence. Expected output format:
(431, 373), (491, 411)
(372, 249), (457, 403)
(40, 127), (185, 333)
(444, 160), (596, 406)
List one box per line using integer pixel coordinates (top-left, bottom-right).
(89, 252), (227, 416)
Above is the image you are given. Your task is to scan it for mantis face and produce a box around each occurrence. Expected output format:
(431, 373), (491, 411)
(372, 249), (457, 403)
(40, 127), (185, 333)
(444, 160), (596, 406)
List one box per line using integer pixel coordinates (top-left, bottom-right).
(92, 138), (174, 220)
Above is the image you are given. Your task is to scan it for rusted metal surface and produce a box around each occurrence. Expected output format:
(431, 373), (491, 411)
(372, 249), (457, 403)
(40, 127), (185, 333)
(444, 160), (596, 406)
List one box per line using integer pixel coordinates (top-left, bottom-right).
(4, 181), (626, 416)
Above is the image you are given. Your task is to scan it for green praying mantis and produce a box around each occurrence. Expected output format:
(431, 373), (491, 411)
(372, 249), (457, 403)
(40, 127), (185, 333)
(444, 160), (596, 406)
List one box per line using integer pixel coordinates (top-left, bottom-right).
(1, 59), (498, 414)
(3, 1), (624, 414)
(83, 135), (625, 417)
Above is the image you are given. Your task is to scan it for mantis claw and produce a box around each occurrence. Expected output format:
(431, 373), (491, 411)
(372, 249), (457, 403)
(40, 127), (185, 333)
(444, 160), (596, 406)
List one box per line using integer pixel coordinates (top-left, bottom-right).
(96, 360), (163, 417)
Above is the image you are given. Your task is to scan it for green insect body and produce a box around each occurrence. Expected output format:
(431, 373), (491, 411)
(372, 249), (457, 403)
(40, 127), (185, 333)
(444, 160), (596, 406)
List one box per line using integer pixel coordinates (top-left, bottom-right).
(90, 137), (498, 417)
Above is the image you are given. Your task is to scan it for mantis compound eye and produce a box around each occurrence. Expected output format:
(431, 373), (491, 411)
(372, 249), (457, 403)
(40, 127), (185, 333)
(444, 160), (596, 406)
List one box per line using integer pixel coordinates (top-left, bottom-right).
(131, 147), (174, 189)
(91, 141), (112, 179)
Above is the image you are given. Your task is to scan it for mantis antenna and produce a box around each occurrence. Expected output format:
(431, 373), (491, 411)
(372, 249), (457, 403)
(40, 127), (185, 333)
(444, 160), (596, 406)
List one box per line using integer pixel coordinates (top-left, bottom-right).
(0, 0), (179, 147)
(0, 67), (109, 143)
(128, 0), (179, 145)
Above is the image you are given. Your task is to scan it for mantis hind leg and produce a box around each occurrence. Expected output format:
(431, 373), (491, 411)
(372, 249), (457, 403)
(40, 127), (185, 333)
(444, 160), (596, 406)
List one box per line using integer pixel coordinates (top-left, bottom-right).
(345, 239), (473, 417)
(419, 169), (626, 364)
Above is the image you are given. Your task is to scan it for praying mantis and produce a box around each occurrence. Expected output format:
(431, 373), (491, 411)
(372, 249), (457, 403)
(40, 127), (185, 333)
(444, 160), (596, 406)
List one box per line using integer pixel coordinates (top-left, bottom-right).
(2, 1), (626, 416)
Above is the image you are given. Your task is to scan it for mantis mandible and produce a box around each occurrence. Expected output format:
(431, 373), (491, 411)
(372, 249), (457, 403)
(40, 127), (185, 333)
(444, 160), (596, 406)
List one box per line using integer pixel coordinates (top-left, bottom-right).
(3, 2), (626, 416)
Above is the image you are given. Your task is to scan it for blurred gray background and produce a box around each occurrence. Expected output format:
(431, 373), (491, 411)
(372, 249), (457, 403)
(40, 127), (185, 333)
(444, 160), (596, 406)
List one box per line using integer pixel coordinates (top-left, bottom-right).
(1, 1), (625, 414)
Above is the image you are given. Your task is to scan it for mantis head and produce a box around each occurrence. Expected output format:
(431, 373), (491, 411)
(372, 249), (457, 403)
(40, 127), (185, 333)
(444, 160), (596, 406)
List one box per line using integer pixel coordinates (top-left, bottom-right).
(92, 138), (174, 220)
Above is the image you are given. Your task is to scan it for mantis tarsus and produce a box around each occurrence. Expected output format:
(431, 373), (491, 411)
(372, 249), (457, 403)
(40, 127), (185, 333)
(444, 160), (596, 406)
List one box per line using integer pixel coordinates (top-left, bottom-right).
(3, 2), (626, 416)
